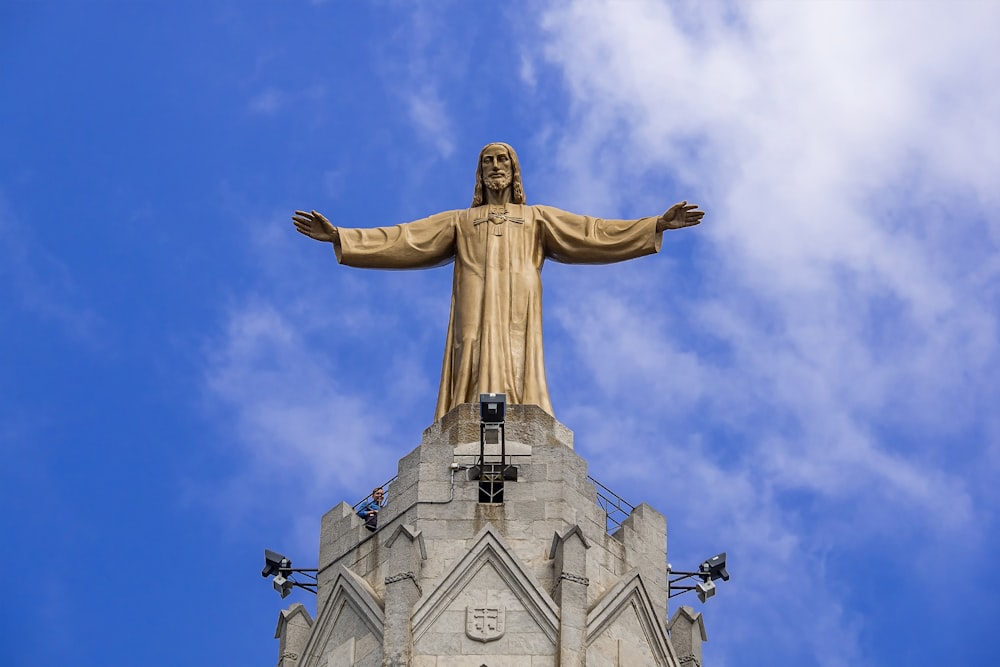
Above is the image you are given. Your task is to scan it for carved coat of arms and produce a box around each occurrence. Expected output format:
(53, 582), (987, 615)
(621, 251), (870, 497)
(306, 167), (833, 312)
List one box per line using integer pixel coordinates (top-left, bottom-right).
(466, 605), (505, 642)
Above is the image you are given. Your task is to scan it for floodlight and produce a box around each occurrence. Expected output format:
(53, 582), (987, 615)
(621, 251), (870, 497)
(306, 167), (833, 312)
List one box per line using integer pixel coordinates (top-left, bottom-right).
(260, 548), (318, 599)
(695, 579), (716, 603)
(273, 574), (293, 599)
(667, 552), (731, 603)
(480, 393), (506, 423)
(262, 549), (291, 578)
(700, 552), (729, 582)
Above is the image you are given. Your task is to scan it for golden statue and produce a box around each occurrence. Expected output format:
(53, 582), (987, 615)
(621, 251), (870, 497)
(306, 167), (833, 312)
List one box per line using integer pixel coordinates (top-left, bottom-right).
(293, 143), (703, 420)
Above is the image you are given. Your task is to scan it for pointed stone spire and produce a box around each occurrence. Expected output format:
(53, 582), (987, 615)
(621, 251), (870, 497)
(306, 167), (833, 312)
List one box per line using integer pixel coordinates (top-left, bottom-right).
(273, 602), (313, 667)
(550, 525), (591, 666)
(382, 524), (426, 666)
(668, 605), (708, 667)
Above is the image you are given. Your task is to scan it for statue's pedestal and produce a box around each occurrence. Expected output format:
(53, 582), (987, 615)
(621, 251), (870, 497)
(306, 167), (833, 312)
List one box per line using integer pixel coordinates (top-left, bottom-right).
(274, 404), (702, 666)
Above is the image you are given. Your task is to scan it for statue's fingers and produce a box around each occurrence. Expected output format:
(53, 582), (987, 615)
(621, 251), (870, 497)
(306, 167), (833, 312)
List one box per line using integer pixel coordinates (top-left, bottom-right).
(293, 220), (317, 234)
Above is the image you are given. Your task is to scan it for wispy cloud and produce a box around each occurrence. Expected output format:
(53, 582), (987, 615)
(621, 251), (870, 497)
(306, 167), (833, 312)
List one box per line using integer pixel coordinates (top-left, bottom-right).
(246, 83), (328, 118)
(0, 193), (104, 344)
(378, 4), (464, 160)
(404, 88), (456, 158)
(248, 87), (286, 115)
(196, 209), (448, 548)
(529, 1), (1000, 663)
(206, 301), (389, 482)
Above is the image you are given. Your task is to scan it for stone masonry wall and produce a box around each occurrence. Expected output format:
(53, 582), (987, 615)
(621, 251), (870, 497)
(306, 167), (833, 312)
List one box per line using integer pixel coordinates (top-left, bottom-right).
(304, 404), (678, 666)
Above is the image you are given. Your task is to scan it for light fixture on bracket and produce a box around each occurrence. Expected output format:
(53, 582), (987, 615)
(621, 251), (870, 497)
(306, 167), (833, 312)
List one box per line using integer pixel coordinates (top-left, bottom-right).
(261, 549), (318, 599)
(668, 552), (730, 603)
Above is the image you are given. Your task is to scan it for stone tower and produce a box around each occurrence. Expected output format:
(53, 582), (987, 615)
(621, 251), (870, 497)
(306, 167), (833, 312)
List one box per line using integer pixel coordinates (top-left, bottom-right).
(271, 403), (707, 666)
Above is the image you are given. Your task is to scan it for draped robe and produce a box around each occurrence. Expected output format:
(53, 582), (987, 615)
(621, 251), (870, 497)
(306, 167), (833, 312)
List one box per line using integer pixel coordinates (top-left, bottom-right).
(335, 204), (663, 420)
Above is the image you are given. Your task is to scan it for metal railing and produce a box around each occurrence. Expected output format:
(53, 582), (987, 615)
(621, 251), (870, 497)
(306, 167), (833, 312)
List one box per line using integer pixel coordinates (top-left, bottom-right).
(351, 475), (399, 514)
(351, 471), (635, 537)
(588, 475), (637, 537)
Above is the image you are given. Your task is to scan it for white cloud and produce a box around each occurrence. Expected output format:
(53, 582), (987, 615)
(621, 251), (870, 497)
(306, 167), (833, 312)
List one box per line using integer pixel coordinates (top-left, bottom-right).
(535, 0), (1000, 501)
(528, 2), (1000, 663)
(405, 89), (456, 158)
(247, 83), (328, 120)
(203, 300), (395, 493)
(197, 209), (449, 548)
(0, 193), (104, 344)
(248, 87), (286, 115)
(381, 4), (461, 160)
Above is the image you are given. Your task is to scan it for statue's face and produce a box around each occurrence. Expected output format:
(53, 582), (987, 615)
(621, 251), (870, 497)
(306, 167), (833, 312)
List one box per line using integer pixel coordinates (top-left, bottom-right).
(481, 145), (513, 191)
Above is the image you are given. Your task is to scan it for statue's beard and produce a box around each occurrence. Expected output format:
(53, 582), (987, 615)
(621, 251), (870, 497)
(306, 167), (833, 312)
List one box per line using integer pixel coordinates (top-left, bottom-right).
(484, 173), (512, 192)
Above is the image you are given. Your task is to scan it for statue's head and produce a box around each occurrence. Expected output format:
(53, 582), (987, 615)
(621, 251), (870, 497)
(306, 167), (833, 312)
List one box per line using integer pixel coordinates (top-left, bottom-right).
(472, 142), (526, 207)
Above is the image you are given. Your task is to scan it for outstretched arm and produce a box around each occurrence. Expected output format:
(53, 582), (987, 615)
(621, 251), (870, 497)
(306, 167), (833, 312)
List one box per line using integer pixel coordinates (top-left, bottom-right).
(656, 201), (704, 232)
(293, 210), (340, 244)
(294, 208), (459, 269)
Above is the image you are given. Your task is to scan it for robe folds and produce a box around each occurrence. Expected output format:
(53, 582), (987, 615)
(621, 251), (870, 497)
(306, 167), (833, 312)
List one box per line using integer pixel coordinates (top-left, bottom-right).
(335, 204), (663, 421)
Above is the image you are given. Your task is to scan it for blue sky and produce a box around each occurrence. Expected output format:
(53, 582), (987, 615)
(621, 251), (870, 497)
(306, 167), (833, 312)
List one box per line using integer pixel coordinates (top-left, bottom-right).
(2, 2), (998, 665)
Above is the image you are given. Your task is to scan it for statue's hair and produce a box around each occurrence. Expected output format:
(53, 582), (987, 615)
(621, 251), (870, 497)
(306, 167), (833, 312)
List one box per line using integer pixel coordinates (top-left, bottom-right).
(471, 142), (526, 207)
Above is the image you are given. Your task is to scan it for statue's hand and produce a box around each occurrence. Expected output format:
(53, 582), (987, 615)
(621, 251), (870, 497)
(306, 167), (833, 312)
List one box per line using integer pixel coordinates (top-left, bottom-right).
(657, 201), (704, 232)
(292, 210), (340, 244)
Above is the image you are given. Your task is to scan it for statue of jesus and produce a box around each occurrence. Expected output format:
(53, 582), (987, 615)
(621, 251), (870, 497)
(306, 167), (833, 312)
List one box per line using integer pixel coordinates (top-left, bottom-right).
(292, 142), (703, 421)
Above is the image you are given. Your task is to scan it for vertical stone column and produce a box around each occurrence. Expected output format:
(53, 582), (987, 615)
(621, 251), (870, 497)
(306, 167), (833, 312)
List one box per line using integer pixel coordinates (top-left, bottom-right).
(549, 526), (590, 667)
(668, 606), (707, 667)
(274, 603), (313, 667)
(382, 524), (426, 667)
(620, 503), (669, 626)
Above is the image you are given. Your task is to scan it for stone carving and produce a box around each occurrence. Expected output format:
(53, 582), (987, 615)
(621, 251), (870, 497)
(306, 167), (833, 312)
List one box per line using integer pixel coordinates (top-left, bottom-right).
(384, 570), (422, 595)
(293, 142), (703, 419)
(466, 605), (505, 643)
(557, 571), (590, 586)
